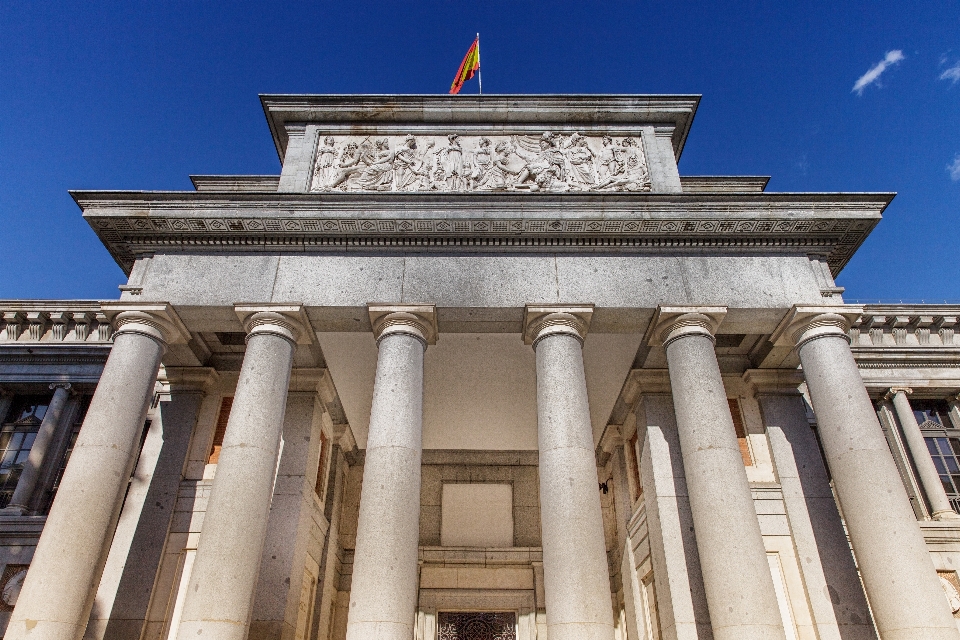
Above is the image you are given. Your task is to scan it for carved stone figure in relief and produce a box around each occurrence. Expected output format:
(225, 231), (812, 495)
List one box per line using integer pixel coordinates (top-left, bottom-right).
(513, 132), (567, 191)
(312, 136), (338, 190)
(597, 135), (624, 183)
(566, 132), (597, 186)
(357, 138), (396, 191)
(469, 137), (494, 190)
(394, 135), (434, 191)
(594, 138), (650, 191)
(323, 142), (363, 190)
(439, 135), (465, 191)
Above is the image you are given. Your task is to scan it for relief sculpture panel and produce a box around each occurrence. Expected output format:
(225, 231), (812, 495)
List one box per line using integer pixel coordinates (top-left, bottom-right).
(310, 132), (650, 193)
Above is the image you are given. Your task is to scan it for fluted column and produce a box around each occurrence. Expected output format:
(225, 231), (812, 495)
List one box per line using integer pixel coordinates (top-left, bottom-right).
(523, 304), (614, 640)
(652, 307), (786, 640)
(346, 305), (436, 640)
(887, 387), (960, 520)
(6, 304), (187, 640)
(4, 382), (73, 515)
(176, 307), (307, 640)
(777, 306), (960, 640)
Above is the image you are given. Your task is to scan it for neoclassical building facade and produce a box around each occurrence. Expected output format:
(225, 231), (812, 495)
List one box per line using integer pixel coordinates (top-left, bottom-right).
(0, 95), (959, 640)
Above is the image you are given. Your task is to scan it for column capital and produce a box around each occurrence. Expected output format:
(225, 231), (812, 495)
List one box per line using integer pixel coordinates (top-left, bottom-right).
(368, 304), (438, 346)
(884, 387), (913, 401)
(522, 304), (593, 347)
(100, 302), (191, 346)
(48, 382), (73, 393)
(235, 305), (310, 345)
(646, 306), (726, 347)
(771, 305), (863, 350)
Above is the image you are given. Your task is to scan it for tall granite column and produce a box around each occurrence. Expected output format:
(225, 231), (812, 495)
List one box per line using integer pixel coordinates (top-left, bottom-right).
(652, 307), (786, 640)
(779, 306), (960, 640)
(346, 305), (436, 640)
(7, 304), (187, 640)
(887, 387), (960, 519)
(4, 382), (73, 514)
(176, 307), (306, 640)
(523, 305), (615, 640)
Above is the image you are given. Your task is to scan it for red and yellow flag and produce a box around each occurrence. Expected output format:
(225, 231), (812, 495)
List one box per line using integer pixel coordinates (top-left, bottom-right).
(449, 38), (480, 94)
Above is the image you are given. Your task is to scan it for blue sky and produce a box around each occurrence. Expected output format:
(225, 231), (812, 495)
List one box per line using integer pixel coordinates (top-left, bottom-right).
(1, 2), (958, 301)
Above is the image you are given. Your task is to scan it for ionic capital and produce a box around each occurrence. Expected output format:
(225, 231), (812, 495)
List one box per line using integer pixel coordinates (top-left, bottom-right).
(101, 302), (191, 347)
(49, 382), (73, 394)
(647, 306), (727, 348)
(368, 304), (438, 347)
(770, 305), (864, 351)
(884, 387), (913, 401)
(235, 305), (310, 345)
(522, 304), (593, 348)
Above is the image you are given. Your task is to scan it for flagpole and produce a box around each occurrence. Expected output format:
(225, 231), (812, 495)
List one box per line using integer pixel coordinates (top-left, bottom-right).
(477, 33), (482, 95)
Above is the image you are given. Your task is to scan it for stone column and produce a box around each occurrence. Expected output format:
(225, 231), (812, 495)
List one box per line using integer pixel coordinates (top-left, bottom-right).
(176, 307), (307, 640)
(651, 307), (786, 640)
(888, 387), (960, 520)
(6, 304), (186, 640)
(777, 306), (960, 640)
(4, 383), (73, 515)
(523, 304), (615, 640)
(345, 305), (436, 640)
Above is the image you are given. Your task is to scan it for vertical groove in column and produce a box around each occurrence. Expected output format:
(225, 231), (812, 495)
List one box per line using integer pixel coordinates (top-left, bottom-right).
(176, 331), (295, 640)
(799, 335), (960, 640)
(535, 333), (615, 640)
(6, 330), (165, 640)
(346, 333), (424, 640)
(665, 333), (786, 640)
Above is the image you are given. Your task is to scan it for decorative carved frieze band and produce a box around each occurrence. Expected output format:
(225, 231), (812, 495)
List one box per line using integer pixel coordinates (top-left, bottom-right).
(0, 304), (113, 344)
(310, 133), (651, 193)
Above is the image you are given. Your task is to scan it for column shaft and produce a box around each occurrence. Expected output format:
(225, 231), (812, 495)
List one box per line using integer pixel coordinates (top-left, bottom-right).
(798, 331), (960, 640)
(889, 389), (958, 518)
(346, 332), (425, 640)
(535, 330), (615, 640)
(7, 323), (167, 640)
(176, 325), (296, 640)
(6, 383), (72, 513)
(664, 331), (785, 640)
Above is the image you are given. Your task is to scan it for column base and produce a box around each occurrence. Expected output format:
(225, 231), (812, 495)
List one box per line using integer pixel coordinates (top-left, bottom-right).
(933, 510), (960, 521)
(0, 506), (27, 517)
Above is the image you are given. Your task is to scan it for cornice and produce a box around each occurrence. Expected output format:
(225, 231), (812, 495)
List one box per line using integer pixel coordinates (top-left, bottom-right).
(73, 191), (890, 277)
(258, 94), (701, 162)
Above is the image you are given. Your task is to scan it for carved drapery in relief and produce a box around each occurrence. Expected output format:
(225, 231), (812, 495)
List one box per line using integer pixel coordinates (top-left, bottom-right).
(310, 132), (651, 193)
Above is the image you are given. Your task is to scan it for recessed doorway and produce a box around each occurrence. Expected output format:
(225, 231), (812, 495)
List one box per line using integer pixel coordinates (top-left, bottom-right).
(437, 611), (517, 640)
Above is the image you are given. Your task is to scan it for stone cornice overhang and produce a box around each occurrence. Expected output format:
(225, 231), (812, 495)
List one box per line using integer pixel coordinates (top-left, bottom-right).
(259, 94), (701, 163)
(72, 190), (893, 276)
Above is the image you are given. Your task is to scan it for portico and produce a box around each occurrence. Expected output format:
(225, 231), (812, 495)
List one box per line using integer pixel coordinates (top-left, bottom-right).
(1, 94), (959, 640)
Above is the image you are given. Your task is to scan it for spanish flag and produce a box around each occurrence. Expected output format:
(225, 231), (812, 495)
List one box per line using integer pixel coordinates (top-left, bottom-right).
(449, 37), (480, 95)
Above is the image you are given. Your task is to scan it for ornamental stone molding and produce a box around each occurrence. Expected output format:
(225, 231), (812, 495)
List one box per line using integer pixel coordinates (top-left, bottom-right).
(368, 304), (438, 347)
(522, 304), (594, 347)
(770, 305), (864, 350)
(73, 191), (891, 276)
(100, 302), (191, 346)
(740, 369), (806, 396)
(646, 306), (727, 347)
(234, 305), (311, 345)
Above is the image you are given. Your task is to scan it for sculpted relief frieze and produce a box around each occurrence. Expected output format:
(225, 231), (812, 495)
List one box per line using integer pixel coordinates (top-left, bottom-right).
(310, 132), (651, 193)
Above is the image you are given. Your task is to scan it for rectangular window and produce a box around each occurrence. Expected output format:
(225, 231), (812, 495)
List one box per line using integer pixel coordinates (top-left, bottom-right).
(315, 431), (328, 499)
(0, 395), (52, 508)
(925, 435), (960, 502)
(628, 431), (642, 500)
(728, 398), (753, 466)
(913, 400), (952, 428)
(208, 397), (233, 464)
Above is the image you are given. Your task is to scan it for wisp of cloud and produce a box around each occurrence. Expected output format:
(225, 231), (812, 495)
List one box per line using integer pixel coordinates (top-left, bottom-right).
(853, 50), (905, 95)
(948, 155), (960, 181)
(941, 63), (960, 84)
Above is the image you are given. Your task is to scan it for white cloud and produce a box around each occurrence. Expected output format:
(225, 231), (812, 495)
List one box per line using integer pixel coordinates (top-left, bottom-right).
(852, 50), (905, 95)
(941, 62), (960, 84)
(948, 155), (960, 181)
